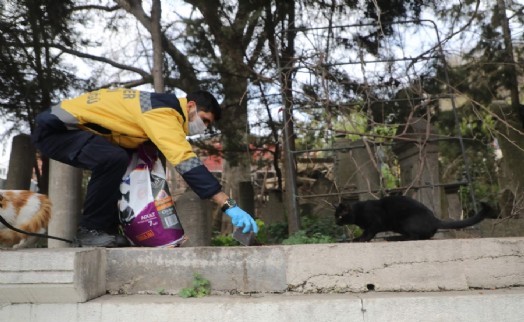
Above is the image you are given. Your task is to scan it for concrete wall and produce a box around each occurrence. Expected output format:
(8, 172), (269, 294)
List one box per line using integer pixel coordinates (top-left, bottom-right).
(105, 237), (524, 295)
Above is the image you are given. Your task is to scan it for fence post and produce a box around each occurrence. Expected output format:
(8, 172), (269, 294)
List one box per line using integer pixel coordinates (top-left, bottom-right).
(393, 118), (442, 217)
(175, 190), (212, 246)
(5, 134), (35, 190)
(47, 160), (83, 248)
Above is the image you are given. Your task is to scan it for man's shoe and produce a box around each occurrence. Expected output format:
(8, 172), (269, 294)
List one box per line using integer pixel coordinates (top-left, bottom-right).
(115, 234), (131, 247)
(75, 226), (118, 247)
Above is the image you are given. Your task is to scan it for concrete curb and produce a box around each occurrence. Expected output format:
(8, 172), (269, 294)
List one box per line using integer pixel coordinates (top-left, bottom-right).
(1, 237), (523, 306)
(0, 248), (106, 303)
(106, 237), (524, 294)
(1, 288), (523, 322)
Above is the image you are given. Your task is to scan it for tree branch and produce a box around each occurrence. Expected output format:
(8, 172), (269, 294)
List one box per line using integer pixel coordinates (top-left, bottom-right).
(70, 5), (120, 12)
(114, 0), (200, 92)
(51, 43), (150, 77)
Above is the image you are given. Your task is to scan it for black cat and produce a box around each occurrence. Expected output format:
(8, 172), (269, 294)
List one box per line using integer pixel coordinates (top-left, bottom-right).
(334, 195), (494, 242)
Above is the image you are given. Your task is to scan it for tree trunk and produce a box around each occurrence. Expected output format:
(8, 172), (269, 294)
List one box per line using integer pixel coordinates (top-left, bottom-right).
(150, 0), (164, 92)
(496, 0), (524, 127)
(491, 102), (524, 218)
(279, 1), (300, 234)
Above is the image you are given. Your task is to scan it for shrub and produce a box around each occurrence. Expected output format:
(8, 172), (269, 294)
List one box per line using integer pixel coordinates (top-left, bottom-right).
(179, 273), (211, 298)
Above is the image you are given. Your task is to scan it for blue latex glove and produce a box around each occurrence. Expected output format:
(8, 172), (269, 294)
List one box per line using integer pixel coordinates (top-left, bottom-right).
(225, 206), (259, 234)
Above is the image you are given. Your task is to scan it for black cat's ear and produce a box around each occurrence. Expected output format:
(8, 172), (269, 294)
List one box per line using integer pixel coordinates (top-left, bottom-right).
(330, 202), (338, 209)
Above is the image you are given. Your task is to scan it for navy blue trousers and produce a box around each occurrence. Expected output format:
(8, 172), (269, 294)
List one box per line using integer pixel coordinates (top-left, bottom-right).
(32, 109), (130, 233)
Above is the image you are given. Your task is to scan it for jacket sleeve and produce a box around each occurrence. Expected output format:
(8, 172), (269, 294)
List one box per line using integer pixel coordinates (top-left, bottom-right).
(137, 108), (222, 199)
(175, 158), (222, 199)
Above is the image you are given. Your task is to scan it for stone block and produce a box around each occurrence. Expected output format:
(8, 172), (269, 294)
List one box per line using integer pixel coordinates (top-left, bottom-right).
(284, 238), (524, 293)
(0, 248), (106, 303)
(106, 246), (287, 294)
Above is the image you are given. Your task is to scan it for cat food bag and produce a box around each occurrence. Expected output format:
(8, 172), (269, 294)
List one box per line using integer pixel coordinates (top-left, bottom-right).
(118, 148), (185, 247)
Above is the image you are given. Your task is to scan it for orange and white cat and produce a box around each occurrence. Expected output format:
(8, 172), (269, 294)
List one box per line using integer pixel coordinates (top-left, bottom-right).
(0, 190), (52, 248)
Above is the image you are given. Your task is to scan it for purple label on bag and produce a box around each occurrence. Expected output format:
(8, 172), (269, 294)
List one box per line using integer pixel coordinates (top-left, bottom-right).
(123, 202), (185, 247)
(119, 150), (185, 247)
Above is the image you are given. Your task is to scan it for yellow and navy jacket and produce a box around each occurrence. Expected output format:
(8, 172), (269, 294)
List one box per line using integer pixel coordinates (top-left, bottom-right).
(46, 88), (221, 199)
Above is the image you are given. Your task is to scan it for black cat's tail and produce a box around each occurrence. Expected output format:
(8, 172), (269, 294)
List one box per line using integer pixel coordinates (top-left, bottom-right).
(437, 202), (495, 230)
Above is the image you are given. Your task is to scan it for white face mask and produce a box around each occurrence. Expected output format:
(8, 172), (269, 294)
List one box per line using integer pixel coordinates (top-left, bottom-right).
(188, 108), (207, 135)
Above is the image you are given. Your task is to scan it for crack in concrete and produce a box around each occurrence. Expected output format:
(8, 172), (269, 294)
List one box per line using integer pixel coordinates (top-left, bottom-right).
(285, 252), (524, 293)
(356, 294), (367, 322)
(380, 253), (523, 269)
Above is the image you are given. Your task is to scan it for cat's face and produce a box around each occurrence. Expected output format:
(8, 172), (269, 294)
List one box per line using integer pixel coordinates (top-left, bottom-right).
(334, 203), (354, 226)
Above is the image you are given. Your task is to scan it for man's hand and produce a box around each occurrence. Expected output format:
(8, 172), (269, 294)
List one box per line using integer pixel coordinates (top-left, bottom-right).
(225, 206), (259, 234)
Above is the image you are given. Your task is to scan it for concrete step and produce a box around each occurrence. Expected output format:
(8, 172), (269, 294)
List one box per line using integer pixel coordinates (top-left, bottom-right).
(0, 248), (106, 303)
(1, 237), (523, 306)
(106, 237), (524, 295)
(2, 288), (524, 322)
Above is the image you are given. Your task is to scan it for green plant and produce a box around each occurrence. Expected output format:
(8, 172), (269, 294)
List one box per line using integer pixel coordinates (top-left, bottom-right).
(179, 273), (211, 298)
(211, 233), (239, 246)
(265, 222), (289, 244)
(211, 219), (268, 246)
(264, 211), (347, 245)
(344, 224), (363, 241)
(253, 219), (267, 244)
(302, 215), (343, 237)
(282, 230), (335, 245)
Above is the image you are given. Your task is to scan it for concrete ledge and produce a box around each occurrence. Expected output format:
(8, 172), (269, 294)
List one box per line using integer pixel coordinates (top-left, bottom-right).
(1, 288), (523, 322)
(1, 237), (523, 305)
(286, 237), (524, 292)
(106, 245), (287, 294)
(0, 248), (106, 303)
(106, 237), (524, 294)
